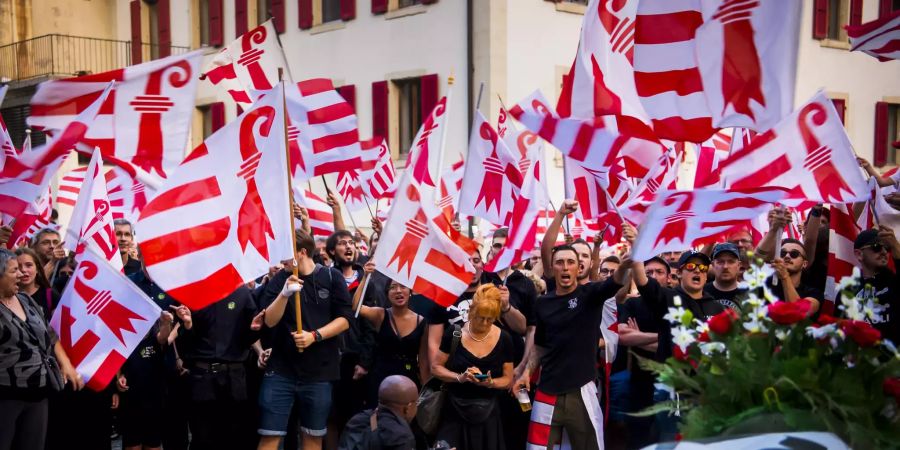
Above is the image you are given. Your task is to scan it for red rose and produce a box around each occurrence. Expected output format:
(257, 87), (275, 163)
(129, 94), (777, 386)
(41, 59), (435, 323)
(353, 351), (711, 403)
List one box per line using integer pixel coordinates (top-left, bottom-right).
(817, 314), (838, 326)
(841, 320), (882, 347)
(698, 331), (711, 342)
(767, 300), (812, 325)
(708, 309), (738, 335)
(673, 345), (690, 361)
(884, 378), (900, 402)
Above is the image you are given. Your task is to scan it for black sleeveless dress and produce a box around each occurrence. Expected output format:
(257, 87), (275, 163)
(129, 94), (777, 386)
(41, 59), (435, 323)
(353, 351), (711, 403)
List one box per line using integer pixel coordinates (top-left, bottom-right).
(366, 308), (425, 407)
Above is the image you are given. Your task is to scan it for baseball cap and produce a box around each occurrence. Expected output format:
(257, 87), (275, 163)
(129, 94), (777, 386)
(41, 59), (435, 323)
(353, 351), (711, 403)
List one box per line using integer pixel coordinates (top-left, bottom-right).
(712, 243), (740, 260)
(854, 229), (880, 249)
(677, 250), (711, 268)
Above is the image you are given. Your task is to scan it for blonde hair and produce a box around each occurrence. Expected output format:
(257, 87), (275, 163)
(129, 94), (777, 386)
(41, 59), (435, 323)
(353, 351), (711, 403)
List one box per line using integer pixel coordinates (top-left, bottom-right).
(470, 284), (502, 321)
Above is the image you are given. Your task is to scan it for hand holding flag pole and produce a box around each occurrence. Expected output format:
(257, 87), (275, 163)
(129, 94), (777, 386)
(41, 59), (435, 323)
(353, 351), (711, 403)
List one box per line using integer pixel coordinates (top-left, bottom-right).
(279, 69), (303, 349)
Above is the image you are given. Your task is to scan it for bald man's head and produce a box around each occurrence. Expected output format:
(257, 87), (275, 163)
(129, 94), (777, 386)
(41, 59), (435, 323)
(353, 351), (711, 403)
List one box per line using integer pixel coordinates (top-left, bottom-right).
(378, 375), (419, 422)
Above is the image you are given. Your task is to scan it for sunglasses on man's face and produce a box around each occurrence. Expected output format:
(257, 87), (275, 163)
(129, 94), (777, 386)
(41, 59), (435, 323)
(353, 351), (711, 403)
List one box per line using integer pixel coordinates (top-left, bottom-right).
(780, 249), (805, 259)
(681, 263), (709, 273)
(860, 243), (886, 253)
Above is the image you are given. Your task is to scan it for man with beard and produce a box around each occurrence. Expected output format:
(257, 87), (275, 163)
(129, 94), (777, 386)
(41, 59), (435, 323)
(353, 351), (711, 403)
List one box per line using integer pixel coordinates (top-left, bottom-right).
(844, 227), (900, 344)
(30, 228), (69, 292)
(704, 243), (747, 312)
(763, 239), (823, 314)
(114, 219), (142, 275)
(540, 200), (593, 294)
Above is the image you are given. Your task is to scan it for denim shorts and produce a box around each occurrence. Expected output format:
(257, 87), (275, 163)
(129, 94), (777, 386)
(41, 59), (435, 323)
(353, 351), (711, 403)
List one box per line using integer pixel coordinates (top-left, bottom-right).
(257, 371), (332, 437)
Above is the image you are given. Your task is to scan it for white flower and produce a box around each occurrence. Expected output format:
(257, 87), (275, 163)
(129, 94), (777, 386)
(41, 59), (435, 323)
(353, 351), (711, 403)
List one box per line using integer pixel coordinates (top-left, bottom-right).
(742, 305), (769, 333)
(806, 324), (838, 340)
(673, 295), (683, 307)
(883, 339), (900, 360)
(836, 268), (860, 292)
(672, 326), (697, 351)
(699, 342), (726, 356)
(694, 320), (710, 335)
(775, 328), (791, 341)
(664, 306), (687, 325)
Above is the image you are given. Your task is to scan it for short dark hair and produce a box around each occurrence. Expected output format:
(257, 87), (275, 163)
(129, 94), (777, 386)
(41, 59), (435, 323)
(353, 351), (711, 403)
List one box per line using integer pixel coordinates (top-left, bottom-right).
(601, 255), (620, 265)
(295, 230), (316, 257)
(493, 228), (509, 239)
(781, 238), (804, 248)
(325, 230), (354, 258)
(31, 228), (60, 247)
(551, 244), (578, 261)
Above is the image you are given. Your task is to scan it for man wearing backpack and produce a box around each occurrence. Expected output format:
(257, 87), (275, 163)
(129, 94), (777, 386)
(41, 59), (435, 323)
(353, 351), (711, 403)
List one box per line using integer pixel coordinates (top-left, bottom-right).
(339, 375), (419, 450)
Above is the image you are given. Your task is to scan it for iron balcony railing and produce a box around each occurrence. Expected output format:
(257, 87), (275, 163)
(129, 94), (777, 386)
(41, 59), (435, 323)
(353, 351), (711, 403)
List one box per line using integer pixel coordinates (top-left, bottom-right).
(0, 34), (191, 82)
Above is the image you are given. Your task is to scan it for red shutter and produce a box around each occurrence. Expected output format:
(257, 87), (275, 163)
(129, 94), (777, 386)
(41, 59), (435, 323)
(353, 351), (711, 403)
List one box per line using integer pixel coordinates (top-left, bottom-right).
(372, 0), (388, 15)
(421, 0), (438, 4)
(158, 0), (171, 57)
(209, 0), (224, 46)
(235, 0), (248, 36)
(831, 99), (846, 124)
(210, 102), (226, 132)
(272, 0), (286, 33)
(420, 74), (439, 120)
(881, 0), (894, 17)
(340, 0), (356, 20)
(850, 0), (863, 26)
(372, 81), (389, 141)
(130, 0), (142, 64)
(813, 0), (828, 39)
(337, 85), (356, 112)
(299, 0), (313, 29)
(874, 102), (889, 167)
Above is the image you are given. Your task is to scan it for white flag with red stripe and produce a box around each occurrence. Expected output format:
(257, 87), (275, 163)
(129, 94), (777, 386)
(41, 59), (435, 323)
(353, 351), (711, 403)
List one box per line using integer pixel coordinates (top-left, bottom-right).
(57, 166), (87, 208)
(695, 1), (801, 131)
(847, 10), (900, 62)
(459, 111), (523, 226)
(201, 21), (292, 107)
(623, 148), (680, 223)
(358, 137), (396, 200)
(28, 51), (203, 178)
(3, 186), (53, 249)
(137, 84), (294, 310)
(64, 150), (123, 271)
(295, 187), (336, 239)
(437, 157), (466, 225)
(105, 167), (151, 223)
(335, 170), (368, 212)
(692, 138), (729, 188)
(631, 187), (787, 261)
(824, 204), (860, 316)
(286, 79), (362, 182)
(50, 247), (161, 391)
(718, 91), (869, 207)
(0, 85), (16, 161)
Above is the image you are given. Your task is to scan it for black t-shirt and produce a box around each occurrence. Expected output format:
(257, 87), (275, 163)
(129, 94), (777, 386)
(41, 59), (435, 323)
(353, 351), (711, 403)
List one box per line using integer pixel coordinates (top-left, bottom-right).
(428, 291), (476, 328)
(765, 277), (824, 303)
(533, 279), (622, 395)
(439, 326), (514, 399)
(703, 283), (747, 312)
(259, 266), (353, 382)
(617, 295), (659, 409)
(637, 279), (725, 362)
(178, 286), (259, 364)
(839, 261), (900, 345)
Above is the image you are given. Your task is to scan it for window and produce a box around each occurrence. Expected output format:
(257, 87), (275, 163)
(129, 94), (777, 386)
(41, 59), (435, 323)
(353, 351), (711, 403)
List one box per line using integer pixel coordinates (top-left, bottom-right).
(148, 2), (159, 60)
(827, 0), (848, 40)
(0, 106), (47, 150)
(199, 0), (210, 45)
(814, 0), (851, 42)
(322, 0), (341, 22)
(257, 0), (270, 24)
(887, 104), (900, 166)
(562, 0), (589, 4)
(198, 106), (214, 140)
(398, 0), (421, 8)
(875, 102), (900, 167)
(394, 78), (421, 160)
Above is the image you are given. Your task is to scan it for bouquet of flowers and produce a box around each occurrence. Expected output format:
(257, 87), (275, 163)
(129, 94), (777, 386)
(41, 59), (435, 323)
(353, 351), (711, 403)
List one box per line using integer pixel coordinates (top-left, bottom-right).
(639, 257), (900, 449)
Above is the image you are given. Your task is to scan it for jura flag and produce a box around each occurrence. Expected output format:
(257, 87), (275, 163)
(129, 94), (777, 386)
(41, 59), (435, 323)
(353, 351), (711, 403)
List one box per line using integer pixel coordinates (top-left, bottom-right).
(847, 10), (900, 62)
(50, 248), (162, 391)
(64, 149), (123, 271)
(459, 111), (523, 226)
(137, 84), (294, 310)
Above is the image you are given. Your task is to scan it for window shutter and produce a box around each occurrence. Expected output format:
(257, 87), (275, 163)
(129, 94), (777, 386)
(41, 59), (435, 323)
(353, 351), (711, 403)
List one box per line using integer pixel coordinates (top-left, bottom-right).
(210, 102), (226, 132)
(850, 0), (863, 26)
(209, 0), (224, 46)
(235, 0), (248, 36)
(372, 81), (389, 142)
(158, 0), (171, 57)
(372, 0), (388, 15)
(337, 85), (356, 112)
(420, 74), (439, 120)
(813, 0), (828, 39)
(272, 0), (286, 33)
(881, 0), (894, 17)
(130, 0), (142, 64)
(340, 0), (356, 21)
(831, 99), (846, 124)
(874, 102), (889, 167)
(299, 0), (313, 29)
(421, 0), (438, 4)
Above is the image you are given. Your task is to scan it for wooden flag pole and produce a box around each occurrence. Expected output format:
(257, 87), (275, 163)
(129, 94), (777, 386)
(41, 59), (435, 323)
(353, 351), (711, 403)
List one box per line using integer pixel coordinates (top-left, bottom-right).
(279, 69), (303, 348)
(363, 196), (375, 221)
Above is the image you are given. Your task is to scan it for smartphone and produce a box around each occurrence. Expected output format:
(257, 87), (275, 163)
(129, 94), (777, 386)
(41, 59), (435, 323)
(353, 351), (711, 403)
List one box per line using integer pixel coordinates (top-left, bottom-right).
(473, 373), (489, 381)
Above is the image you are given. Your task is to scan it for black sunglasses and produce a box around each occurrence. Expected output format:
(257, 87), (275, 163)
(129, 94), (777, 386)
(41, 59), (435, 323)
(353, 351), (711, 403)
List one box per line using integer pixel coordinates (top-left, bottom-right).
(860, 243), (886, 253)
(780, 249), (805, 259)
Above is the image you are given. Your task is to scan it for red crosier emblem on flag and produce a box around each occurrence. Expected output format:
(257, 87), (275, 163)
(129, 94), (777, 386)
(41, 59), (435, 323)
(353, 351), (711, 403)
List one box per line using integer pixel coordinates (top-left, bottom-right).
(515, 131), (538, 177)
(238, 26), (275, 91)
(655, 192), (696, 247)
(129, 60), (193, 177)
(477, 122), (507, 214)
(286, 124), (307, 175)
(599, 0), (634, 62)
(74, 199), (118, 263)
(410, 97), (447, 187)
(72, 261), (144, 345)
(714, 0), (765, 121)
(236, 107), (276, 260)
(796, 102), (855, 203)
(388, 184), (429, 277)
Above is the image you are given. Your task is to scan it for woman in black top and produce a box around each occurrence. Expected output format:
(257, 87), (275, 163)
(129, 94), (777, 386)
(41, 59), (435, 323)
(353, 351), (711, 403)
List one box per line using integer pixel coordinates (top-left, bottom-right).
(430, 284), (515, 450)
(352, 266), (427, 407)
(15, 248), (60, 319)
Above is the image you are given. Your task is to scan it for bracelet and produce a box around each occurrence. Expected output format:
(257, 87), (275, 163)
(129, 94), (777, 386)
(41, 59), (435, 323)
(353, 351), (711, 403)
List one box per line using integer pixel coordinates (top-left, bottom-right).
(456, 372), (464, 383)
(501, 305), (511, 314)
(313, 330), (324, 342)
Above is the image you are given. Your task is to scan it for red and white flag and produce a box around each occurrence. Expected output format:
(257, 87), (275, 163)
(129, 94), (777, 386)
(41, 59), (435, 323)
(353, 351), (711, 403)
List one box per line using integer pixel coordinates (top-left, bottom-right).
(50, 248), (162, 391)
(105, 167), (151, 223)
(28, 51), (203, 178)
(438, 157), (466, 225)
(718, 92), (869, 206)
(623, 148), (680, 223)
(57, 166), (88, 208)
(459, 111), (523, 226)
(0, 85), (16, 161)
(286, 79), (362, 182)
(824, 204), (860, 316)
(695, 1), (801, 131)
(358, 137), (396, 200)
(64, 150), (122, 271)
(201, 21), (292, 107)
(846, 10), (900, 62)
(137, 84), (294, 310)
(3, 186), (53, 249)
(295, 187), (336, 239)
(692, 139), (729, 188)
(631, 187), (787, 261)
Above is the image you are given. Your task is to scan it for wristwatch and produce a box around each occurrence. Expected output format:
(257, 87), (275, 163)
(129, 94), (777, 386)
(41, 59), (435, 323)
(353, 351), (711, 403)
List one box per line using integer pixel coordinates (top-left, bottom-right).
(313, 330), (324, 343)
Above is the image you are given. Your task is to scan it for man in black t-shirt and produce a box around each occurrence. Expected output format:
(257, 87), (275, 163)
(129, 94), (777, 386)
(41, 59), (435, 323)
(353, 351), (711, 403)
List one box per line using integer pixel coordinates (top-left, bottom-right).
(516, 243), (627, 450)
(705, 243), (747, 311)
(843, 227), (900, 345)
(256, 230), (352, 450)
(764, 239), (824, 314)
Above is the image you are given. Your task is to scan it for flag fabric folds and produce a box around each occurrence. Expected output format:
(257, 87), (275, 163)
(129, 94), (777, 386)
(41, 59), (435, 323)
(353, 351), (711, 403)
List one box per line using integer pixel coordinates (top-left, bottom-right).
(64, 150), (123, 271)
(846, 10), (900, 62)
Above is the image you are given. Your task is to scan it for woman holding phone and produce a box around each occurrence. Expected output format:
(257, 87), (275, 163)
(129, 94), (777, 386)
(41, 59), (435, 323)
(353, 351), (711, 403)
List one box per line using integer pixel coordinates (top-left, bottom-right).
(430, 284), (515, 450)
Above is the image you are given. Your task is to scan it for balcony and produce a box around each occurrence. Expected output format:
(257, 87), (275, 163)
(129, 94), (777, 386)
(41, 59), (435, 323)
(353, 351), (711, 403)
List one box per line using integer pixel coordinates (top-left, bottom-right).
(0, 34), (191, 84)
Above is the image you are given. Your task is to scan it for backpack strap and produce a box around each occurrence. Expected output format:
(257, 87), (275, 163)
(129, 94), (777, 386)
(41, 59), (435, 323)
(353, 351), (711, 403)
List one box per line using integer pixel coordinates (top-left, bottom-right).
(448, 324), (462, 359)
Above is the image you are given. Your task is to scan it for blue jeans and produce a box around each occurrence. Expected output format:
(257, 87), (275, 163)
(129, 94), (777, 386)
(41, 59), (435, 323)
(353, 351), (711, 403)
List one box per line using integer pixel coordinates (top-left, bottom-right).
(257, 371), (332, 437)
(608, 370), (631, 423)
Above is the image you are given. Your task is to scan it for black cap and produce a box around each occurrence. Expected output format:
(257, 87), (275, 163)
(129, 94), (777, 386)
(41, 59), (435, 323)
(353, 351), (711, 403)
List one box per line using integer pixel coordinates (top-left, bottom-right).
(712, 243), (740, 260)
(854, 229), (880, 249)
(645, 255), (670, 270)
(677, 250), (710, 268)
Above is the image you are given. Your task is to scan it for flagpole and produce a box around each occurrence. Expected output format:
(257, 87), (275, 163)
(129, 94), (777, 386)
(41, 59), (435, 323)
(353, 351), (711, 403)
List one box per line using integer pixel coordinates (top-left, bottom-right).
(433, 74), (455, 205)
(562, 158), (572, 236)
(279, 69), (303, 347)
(363, 196), (375, 221)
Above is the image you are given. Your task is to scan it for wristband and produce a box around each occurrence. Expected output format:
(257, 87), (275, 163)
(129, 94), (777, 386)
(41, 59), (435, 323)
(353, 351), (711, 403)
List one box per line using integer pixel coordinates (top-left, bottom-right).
(313, 330), (324, 342)
(501, 304), (511, 314)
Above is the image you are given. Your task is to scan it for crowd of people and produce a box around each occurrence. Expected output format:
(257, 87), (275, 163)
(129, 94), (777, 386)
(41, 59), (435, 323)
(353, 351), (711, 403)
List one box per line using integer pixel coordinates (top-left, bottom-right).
(1, 160), (899, 450)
